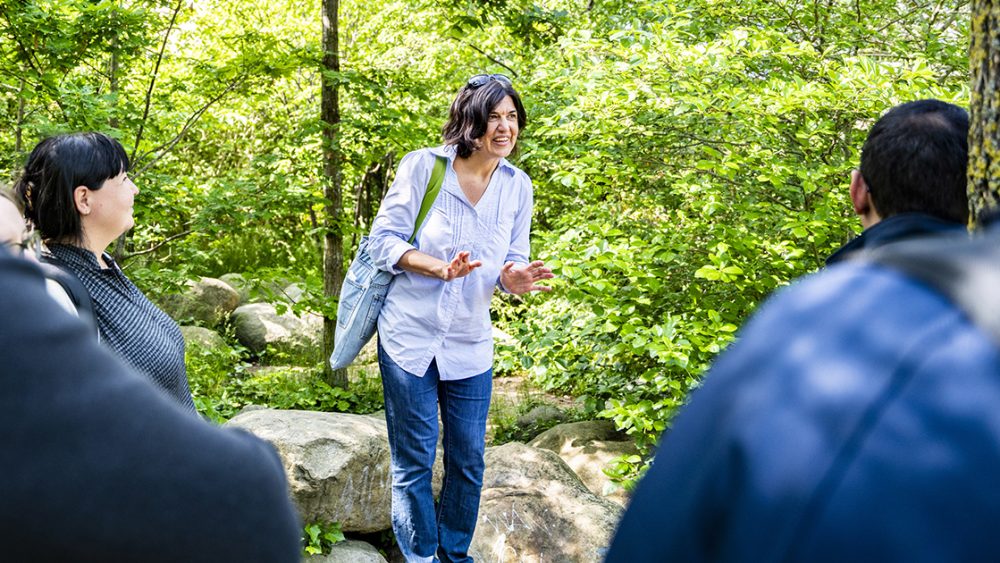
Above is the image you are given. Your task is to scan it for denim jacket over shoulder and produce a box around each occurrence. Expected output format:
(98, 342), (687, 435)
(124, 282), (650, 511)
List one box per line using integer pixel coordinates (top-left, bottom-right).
(607, 230), (1000, 562)
(366, 146), (533, 380)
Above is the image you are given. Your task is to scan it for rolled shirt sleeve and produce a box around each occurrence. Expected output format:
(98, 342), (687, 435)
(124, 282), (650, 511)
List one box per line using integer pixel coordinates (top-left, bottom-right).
(497, 175), (533, 293)
(367, 150), (435, 275)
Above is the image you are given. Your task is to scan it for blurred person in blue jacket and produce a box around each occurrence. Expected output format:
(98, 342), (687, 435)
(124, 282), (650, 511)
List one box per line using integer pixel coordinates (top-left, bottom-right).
(604, 100), (1000, 563)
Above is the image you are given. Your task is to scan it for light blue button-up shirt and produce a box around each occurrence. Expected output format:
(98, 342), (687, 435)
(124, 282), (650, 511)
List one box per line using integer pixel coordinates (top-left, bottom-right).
(368, 145), (533, 380)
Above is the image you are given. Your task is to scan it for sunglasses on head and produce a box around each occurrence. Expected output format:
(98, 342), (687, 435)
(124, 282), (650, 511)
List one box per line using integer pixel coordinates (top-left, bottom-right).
(467, 74), (513, 89)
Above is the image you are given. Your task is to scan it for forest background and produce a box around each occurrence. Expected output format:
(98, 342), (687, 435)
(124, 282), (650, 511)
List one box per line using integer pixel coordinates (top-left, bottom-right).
(0, 0), (970, 484)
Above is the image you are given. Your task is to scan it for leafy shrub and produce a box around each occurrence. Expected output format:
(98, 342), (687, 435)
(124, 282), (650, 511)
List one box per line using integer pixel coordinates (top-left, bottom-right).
(302, 521), (346, 556)
(186, 342), (383, 423)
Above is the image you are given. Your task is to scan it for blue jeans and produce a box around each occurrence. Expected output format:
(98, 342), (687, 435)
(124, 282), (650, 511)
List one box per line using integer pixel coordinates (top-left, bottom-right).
(378, 342), (492, 563)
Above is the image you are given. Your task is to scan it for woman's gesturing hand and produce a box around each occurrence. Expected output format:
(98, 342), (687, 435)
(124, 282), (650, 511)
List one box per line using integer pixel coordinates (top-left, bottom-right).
(500, 260), (554, 295)
(439, 251), (483, 281)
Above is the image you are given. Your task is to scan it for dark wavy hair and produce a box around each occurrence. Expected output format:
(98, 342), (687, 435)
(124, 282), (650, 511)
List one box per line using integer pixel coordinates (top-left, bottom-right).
(13, 132), (130, 243)
(442, 79), (527, 159)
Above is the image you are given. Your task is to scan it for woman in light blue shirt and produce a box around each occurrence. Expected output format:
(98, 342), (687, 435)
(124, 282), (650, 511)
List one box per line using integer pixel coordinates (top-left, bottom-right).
(368, 74), (553, 562)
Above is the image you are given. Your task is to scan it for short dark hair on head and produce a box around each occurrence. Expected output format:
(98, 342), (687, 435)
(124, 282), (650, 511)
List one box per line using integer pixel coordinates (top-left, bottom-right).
(442, 79), (527, 159)
(860, 99), (969, 224)
(13, 132), (130, 243)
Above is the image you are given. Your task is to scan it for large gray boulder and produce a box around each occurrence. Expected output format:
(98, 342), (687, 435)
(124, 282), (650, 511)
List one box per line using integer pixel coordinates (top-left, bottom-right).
(179, 325), (228, 352)
(515, 404), (565, 432)
(470, 442), (622, 563)
(230, 302), (322, 362)
(226, 409), (446, 535)
(226, 409), (393, 533)
(305, 540), (387, 563)
(215, 274), (307, 305)
(219, 273), (252, 304)
(528, 420), (638, 506)
(159, 277), (240, 328)
(278, 282), (307, 304)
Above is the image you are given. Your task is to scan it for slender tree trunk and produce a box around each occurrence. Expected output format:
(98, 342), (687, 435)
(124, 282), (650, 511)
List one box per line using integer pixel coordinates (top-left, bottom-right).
(109, 49), (119, 130)
(109, 0), (119, 130)
(969, 0), (1000, 223)
(14, 76), (25, 153)
(322, 0), (347, 387)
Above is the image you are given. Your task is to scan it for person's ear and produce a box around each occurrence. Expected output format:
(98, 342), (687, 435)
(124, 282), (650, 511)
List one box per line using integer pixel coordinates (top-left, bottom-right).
(849, 170), (871, 216)
(73, 186), (91, 216)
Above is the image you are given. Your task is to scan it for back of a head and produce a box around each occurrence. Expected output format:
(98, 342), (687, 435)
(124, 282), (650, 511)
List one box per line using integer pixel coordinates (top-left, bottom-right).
(13, 132), (129, 244)
(860, 99), (969, 224)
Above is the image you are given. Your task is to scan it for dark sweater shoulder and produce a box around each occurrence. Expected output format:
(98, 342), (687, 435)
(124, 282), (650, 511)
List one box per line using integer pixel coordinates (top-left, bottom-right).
(0, 251), (300, 562)
(825, 213), (966, 265)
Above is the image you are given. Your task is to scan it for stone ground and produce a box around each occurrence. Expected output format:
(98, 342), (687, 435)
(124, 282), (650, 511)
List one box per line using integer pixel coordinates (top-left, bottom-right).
(491, 373), (577, 409)
(487, 373), (580, 441)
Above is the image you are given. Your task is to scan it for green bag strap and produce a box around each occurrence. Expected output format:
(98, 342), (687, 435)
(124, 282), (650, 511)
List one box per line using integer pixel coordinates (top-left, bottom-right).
(408, 155), (447, 244)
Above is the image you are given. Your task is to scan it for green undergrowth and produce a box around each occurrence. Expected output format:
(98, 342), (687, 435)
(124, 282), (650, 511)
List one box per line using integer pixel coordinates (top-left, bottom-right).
(186, 341), (384, 424)
(487, 376), (591, 445)
(303, 521), (346, 556)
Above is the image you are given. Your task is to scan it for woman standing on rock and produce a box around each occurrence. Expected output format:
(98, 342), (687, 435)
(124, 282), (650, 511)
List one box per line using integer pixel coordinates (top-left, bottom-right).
(367, 74), (553, 562)
(14, 133), (196, 412)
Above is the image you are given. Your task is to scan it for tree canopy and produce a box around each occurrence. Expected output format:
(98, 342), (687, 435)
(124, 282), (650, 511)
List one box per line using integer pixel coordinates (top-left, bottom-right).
(0, 0), (972, 482)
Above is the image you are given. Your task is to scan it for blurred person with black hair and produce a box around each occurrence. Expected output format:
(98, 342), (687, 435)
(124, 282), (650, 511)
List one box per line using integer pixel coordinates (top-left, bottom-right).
(605, 100), (999, 563)
(826, 99), (969, 264)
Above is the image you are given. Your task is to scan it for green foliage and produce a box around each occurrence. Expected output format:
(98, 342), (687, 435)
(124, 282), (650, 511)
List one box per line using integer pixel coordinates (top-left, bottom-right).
(186, 340), (250, 423)
(0, 0), (972, 488)
(186, 342), (383, 423)
(302, 520), (346, 556)
(493, 0), (969, 484)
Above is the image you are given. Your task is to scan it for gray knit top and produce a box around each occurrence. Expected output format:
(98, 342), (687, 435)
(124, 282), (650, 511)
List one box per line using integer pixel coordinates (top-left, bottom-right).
(46, 244), (196, 412)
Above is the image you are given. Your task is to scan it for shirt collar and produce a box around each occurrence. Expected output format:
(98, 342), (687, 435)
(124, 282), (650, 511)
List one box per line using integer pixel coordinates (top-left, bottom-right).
(432, 144), (517, 177)
(45, 243), (117, 271)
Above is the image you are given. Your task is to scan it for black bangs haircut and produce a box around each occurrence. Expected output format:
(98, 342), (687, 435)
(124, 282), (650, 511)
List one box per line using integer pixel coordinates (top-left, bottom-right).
(14, 132), (130, 243)
(442, 79), (527, 159)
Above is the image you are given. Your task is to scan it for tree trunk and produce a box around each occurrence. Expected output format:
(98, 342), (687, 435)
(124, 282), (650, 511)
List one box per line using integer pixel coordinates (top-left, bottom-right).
(321, 0), (347, 388)
(969, 0), (1000, 224)
(352, 151), (394, 250)
(109, 49), (119, 130)
(14, 76), (25, 153)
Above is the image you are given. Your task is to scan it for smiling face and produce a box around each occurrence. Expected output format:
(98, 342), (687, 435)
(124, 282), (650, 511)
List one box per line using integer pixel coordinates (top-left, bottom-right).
(478, 95), (519, 160)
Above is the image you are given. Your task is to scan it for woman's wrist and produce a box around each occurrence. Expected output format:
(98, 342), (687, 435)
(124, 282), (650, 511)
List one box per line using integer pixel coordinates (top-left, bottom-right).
(397, 249), (450, 280)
